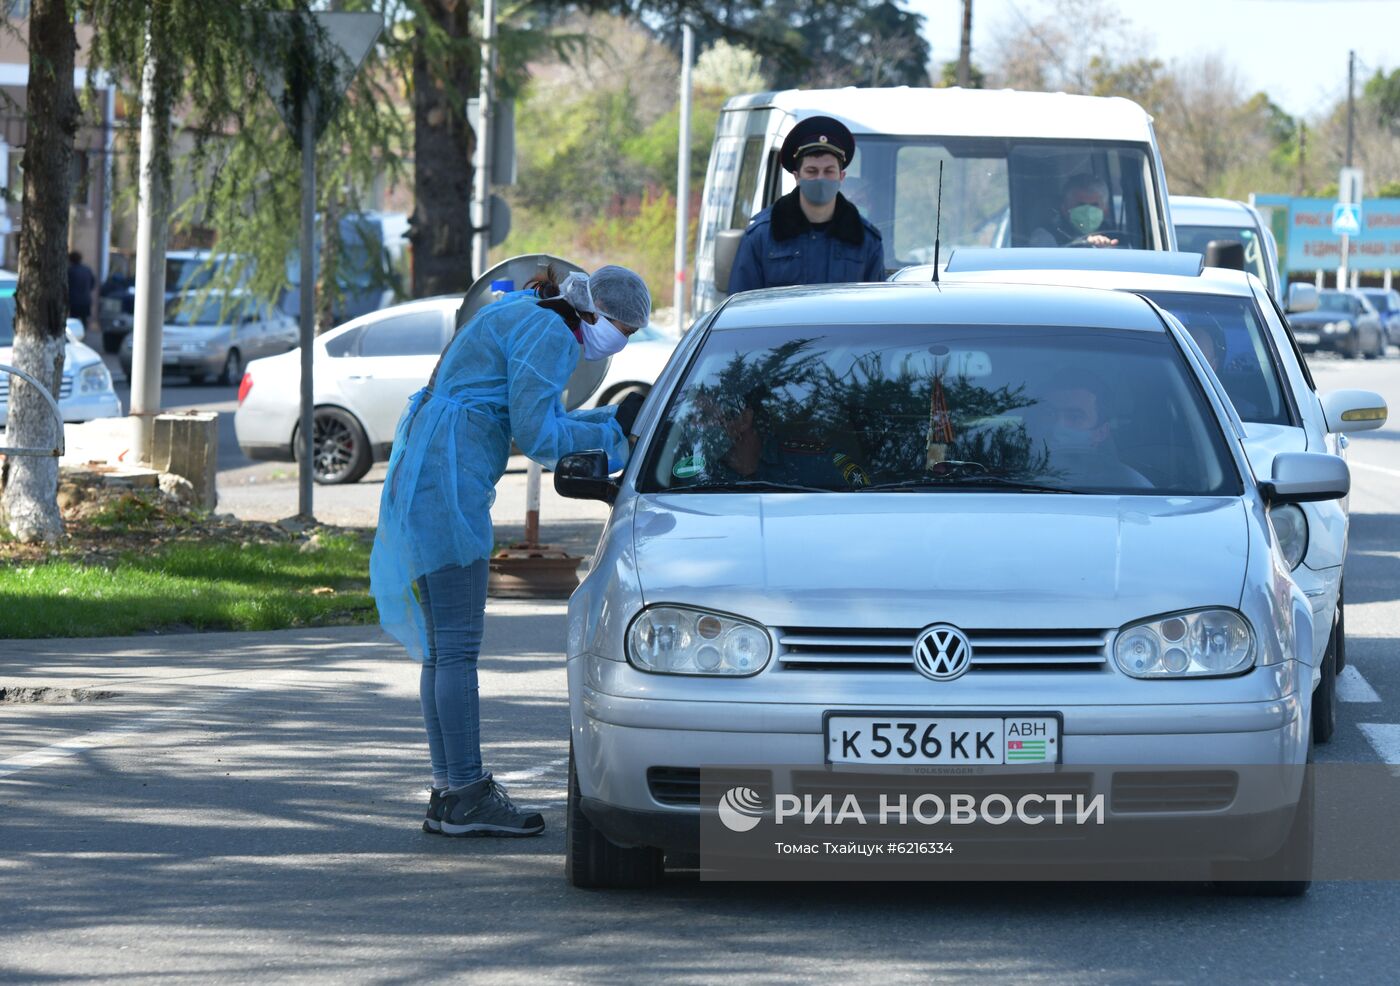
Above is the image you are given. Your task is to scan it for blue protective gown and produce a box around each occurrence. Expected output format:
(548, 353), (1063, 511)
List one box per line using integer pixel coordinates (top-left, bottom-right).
(370, 290), (630, 660)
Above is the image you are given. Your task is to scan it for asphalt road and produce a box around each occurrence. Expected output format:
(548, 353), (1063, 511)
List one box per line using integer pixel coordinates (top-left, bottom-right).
(3, 350), (1398, 983)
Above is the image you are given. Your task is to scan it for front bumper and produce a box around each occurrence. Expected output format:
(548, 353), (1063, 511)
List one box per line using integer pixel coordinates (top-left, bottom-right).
(573, 663), (1308, 853)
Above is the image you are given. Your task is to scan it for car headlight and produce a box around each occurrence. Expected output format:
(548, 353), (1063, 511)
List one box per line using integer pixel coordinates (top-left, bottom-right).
(1270, 504), (1308, 570)
(77, 363), (111, 394)
(1323, 320), (1349, 334)
(627, 606), (772, 676)
(1114, 609), (1255, 678)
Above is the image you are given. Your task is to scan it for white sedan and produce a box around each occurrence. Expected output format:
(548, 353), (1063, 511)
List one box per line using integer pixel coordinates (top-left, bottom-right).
(0, 292), (120, 427)
(234, 297), (680, 484)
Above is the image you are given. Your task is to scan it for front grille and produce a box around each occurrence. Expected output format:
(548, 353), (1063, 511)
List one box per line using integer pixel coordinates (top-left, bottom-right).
(647, 767), (773, 808)
(777, 626), (1111, 673)
(0, 374), (72, 403)
(1110, 771), (1238, 814)
(791, 770), (1096, 822)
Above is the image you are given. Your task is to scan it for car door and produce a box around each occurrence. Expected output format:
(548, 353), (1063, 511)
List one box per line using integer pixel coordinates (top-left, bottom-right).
(340, 306), (450, 444)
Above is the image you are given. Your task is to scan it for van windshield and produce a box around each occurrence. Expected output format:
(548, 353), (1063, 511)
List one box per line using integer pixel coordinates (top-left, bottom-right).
(836, 137), (1163, 268)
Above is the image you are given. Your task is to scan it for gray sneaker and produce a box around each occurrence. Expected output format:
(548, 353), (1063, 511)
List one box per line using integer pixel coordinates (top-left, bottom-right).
(423, 787), (446, 834)
(441, 774), (545, 837)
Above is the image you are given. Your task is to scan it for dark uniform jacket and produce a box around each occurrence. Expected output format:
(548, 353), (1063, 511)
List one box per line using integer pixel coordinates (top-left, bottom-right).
(727, 190), (885, 294)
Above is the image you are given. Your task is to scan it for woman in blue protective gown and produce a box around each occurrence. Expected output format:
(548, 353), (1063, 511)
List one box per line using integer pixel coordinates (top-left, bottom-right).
(370, 265), (651, 837)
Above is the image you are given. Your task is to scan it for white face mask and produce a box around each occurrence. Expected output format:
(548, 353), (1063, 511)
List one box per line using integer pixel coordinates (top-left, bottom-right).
(580, 317), (628, 361)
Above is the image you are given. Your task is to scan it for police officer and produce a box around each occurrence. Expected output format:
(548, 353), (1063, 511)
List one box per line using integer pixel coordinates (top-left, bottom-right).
(727, 116), (885, 293)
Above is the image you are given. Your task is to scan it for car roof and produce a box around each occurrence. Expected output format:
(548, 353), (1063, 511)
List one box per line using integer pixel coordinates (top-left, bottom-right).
(943, 248), (1204, 278)
(713, 281), (1168, 333)
(930, 265), (1259, 299)
(720, 87), (1157, 143)
(1169, 195), (1257, 227)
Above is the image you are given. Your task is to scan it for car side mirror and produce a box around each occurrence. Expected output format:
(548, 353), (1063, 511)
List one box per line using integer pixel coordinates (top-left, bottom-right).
(1321, 389), (1388, 434)
(713, 229), (745, 294)
(1204, 239), (1245, 272)
(1286, 282), (1319, 314)
(555, 450), (619, 504)
(1260, 452), (1349, 504)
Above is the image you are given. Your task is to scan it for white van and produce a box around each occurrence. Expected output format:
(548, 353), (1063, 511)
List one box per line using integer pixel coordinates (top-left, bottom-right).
(1171, 195), (1282, 302)
(692, 87), (1175, 316)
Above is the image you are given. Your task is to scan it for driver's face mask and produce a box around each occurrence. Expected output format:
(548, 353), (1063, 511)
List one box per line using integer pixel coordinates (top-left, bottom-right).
(1068, 204), (1105, 234)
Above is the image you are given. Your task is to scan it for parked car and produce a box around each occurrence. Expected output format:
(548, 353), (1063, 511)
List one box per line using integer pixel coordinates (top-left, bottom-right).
(1357, 288), (1400, 347)
(591, 322), (680, 406)
(558, 279), (1354, 892)
(0, 298), (121, 427)
(120, 291), (298, 385)
(100, 250), (252, 353)
(234, 296), (460, 484)
(1287, 288), (1386, 358)
(901, 247), (1389, 743)
(1170, 195), (1281, 301)
(693, 87), (1176, 315)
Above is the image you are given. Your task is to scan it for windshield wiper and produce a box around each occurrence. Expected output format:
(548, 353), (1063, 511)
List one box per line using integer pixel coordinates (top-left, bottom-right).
(857, 475), (1075, 494)
(676, 479), (834, 494)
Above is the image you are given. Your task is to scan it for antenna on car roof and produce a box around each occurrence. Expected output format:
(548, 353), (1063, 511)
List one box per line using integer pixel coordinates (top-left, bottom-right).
(932, 160), (943, 285)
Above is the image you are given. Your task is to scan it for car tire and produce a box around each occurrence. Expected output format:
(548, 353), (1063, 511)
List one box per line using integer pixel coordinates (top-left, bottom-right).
(1312, 617), (1338, 745)
(565, 746), (663, 889)
(1212, 762), (1313, 897)
(102, 331), (123, 354)
(600, 383), (650, 406)
(218, 348), (243, 385)
(294, 406), (372, 485)
(1334, 586), (1347, 672)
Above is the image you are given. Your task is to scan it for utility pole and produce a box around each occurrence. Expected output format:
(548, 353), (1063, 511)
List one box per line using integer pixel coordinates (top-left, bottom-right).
(472, 0), (497, 279)
(1346, 49), (1355, 169)
(129, 13), (168, 463)
(673, 23), (693, 330)
(956, 0), (973, 87)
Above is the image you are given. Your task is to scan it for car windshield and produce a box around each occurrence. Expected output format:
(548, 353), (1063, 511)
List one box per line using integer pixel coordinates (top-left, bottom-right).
(165, 296), (245, 326)
(640, 322), (1241, 496)
(167, 256), (244, 293)
(1362, 292), (1393, 312)
(1174, 224), (1270, 286)
(1138, 292), (1290, 426)
(1317, 290), (1352, 314)
(835, 137), (1163, 268)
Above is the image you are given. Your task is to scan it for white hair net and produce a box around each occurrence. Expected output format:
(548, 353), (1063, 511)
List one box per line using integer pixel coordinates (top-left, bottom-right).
(588, 265), (652, 328)
(559, 271), (595, 314)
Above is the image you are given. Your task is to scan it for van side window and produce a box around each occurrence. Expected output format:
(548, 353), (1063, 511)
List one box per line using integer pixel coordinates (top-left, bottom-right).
(730, 136), (765, 230)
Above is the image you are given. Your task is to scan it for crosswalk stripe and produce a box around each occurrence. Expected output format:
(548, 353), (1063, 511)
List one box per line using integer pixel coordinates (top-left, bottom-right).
(1338, 665), (1382, 703)
(1348, 459), (1400, 480)
(1359, 724), (1400, 765)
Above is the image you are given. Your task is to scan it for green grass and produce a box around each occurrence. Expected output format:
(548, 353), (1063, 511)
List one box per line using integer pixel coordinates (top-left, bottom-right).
(0, 536), (376, 639)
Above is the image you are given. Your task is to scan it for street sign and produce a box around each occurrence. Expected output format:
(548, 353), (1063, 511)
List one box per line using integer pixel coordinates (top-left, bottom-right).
(253, 12), (383, 149)
(1333, 203), (1363, 237)
(1340, 167), (1364, 205)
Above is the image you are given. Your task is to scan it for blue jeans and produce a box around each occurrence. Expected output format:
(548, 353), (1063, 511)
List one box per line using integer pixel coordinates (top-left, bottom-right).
(416, 560), (489, 790)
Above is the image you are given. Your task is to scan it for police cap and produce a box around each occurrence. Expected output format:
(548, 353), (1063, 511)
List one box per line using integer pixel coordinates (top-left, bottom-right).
(779, 116), (856, 173)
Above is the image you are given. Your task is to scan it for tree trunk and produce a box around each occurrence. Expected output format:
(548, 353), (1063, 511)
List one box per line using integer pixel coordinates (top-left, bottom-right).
(317, 185), (340, 334)
(409, 0), (474, 299)
(2, 0), (78, 544)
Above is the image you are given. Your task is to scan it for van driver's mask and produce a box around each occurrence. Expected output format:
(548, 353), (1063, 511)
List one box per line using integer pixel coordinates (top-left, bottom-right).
(1068, 204), (1105, 234)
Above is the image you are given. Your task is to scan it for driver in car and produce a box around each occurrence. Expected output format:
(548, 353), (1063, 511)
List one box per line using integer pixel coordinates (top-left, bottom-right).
(681, 387), (870, 489)
(1044, 376), (1151, 488)
(1029, 173), (1120, 248)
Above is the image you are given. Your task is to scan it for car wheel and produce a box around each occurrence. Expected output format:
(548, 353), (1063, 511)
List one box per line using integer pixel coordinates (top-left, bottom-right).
(1212, 761), (1313, 897)
(294, 407), (372, 485)
(601, 383), (650, 406)
(218, 348), (243, 385)
(1334, 586), (1347, 671)
(1312, 616), (1338, 744)
(102, 331), (123, 354)
(565, 746), (663, 889)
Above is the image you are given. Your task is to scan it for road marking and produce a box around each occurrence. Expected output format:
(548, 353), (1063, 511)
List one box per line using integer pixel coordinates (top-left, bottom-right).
(1348, 460), (1400, 480)
(1338, 666), (1382, 703)
(1359, 724), (1400, 765)
(497, 755), (570, 785)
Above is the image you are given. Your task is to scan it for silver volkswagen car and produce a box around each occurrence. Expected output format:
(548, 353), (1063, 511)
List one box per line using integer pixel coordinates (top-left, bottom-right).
(557, 281), (1348, 890)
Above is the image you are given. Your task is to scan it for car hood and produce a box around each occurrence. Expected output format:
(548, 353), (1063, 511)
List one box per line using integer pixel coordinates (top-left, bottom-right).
(631, 493), (1249, 630)
(0, 341), (99, 374)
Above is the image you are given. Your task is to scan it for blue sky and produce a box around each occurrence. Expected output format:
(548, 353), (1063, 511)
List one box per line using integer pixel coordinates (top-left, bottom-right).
(907, 0), (1400, 118)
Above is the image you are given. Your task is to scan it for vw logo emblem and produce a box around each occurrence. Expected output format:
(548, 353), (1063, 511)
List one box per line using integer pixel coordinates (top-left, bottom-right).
(913, 624), (973, 681)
